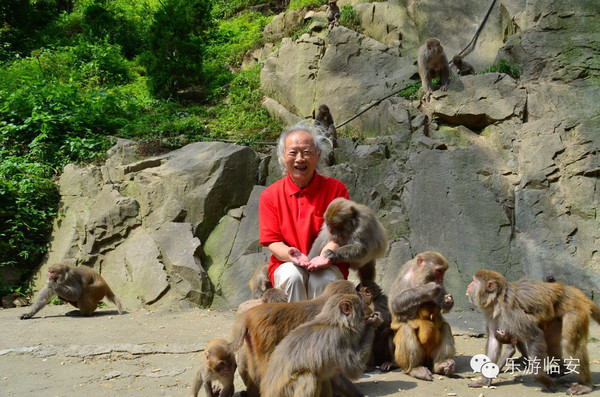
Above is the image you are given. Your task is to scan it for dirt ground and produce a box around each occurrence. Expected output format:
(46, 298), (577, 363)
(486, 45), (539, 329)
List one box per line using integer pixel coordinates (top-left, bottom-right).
(1, 305), (599, 397)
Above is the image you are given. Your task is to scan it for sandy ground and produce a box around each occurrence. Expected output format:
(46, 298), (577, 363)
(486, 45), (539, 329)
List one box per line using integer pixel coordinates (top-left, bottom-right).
(1, 305), (599, 397)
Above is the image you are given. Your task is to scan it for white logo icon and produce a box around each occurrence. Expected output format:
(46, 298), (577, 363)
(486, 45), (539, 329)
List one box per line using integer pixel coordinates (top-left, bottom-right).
(470, 354), (490, 373)
(481, 362), (500, 379)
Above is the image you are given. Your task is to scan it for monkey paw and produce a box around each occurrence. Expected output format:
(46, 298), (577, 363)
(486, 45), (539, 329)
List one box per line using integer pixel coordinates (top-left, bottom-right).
(565, 383), (593, 395)
(19, 313), (33, 320)
(467, 377), (491, 388)
(433, 358), (455, 376)
(367, 311), (383, 328)
(380, 361), (398, 372)
(409, 366), (433, 381)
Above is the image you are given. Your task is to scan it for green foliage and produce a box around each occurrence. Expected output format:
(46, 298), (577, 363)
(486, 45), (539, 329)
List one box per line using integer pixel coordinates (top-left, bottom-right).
(288, 0), (326, 11)
(212, 0), (276, 19)
(202, 11), (271, 94)
(0, 157), (59, 286)
(397, 81), (421, 100)
(0, 0), (61, 62)
(338, 4), (361, 32)
(479, 59), (521, 79)
(140, 0), (212, 99)
(205, 64), (282, 141)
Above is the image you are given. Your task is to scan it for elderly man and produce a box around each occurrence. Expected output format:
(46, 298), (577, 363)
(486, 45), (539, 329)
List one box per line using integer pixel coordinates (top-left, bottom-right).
(258, 123), (349, 301)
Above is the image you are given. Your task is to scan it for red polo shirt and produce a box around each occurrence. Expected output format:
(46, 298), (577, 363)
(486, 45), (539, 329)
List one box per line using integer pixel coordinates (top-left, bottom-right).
(259, 172), (350, 283)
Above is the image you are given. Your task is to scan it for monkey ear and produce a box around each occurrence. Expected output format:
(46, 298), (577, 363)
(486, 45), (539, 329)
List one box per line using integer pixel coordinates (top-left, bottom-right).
(205, 351), (210, 361)
(485, 280), (497, 292)
(417, 256), (425, 267)
(364, 287), (372, 297)
(340, 301), (352, 316)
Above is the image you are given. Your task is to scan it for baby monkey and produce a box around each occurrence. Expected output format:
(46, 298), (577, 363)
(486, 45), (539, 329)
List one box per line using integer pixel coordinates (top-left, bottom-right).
(190, 338), (236, 397)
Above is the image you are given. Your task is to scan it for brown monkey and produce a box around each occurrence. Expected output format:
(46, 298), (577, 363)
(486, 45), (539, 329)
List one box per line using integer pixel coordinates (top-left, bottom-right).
(451, 54), (475, 76)
(466, 269), (600, 394)
(315, 104), (337, 140)
(231, 280), (362, 397)
(20, 263), (123, 319)
(326, 0), (340, 27)
(388, 251), (455, 380)
(236, 287), (288, 314)
(190, 338), (236, 397)
(407, 302), (443, 357)
(418, 38), (450, 101)
(248, 263), (272, 299)
(357, 281), (395, 371)
(308, 197), (388, 284)
(261, 293), (382, 396)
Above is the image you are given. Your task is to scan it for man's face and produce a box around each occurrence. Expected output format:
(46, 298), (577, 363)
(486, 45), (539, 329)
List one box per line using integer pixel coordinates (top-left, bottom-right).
(284, 130), (321, 189)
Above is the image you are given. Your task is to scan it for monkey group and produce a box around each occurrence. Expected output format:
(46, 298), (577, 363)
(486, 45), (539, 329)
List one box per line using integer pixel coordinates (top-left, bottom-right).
(19, 205), (600, 396)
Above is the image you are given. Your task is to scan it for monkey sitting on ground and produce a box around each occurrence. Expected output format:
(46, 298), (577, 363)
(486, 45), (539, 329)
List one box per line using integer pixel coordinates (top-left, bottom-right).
(326, 0), (340, 28)
(236, 287), (288, 314)
(388, 251), (455, 380)
(20, 263), (123, 319)
(418, 38), (450, 101)
(315, 104), (337, 141)
(190, 338), (236, 397)
(357, 280), (395, 371)
(308, 197), (388, 284)
(451, 54), (475, 76)
(231, 280), (364, 397)
(260, 293), (383, 396)
(248, 263), (271, 299)
(467, 269), (600, 395)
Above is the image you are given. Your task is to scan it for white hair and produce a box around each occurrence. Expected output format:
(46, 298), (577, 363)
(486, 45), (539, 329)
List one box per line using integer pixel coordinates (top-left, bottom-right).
(276, 121), (332, 174)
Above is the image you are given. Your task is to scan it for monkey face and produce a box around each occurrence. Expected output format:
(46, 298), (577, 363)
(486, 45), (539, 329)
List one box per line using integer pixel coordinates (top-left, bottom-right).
(284, 130), (321, 189)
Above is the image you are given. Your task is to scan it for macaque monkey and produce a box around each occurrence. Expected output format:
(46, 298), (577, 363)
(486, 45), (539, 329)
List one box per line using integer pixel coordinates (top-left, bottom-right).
(451, 54), (475, 76)
(407, 302), (443, 357)
(261, 293), (382, 396)
(326, 0), (340, 28)
(20, 263), (123, 319)
(357, 281), (395, 371)
(418, 38), (450, 101)
(190, 338), (236, 397)
(388, 251), (455, 381)
(236, 287), (288, 314)
(315, 104), (337, 140)
(467, 269), (600, 395)
(248, 263), (272, 299)
(231, 280), (362, 397)
(308, 197), (388, 284)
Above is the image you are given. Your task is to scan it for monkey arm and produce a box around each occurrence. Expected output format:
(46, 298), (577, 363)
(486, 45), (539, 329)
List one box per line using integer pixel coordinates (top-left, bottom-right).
(48, 280), (81, 302)
(324, 242), (368, 263)
(19, 285), (57, 319)
(389, 282), (441, 320)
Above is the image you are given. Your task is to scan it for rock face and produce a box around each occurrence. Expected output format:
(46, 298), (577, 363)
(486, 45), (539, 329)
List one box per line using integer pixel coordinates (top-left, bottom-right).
(34, 0), (599, 309)
(36, 142), (258, 309)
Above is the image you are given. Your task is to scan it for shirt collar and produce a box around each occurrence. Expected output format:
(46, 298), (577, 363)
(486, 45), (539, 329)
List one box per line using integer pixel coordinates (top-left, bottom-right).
(284, 172), (322, 197)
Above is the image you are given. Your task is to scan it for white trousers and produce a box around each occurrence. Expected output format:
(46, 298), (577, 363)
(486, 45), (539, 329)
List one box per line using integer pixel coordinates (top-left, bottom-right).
(273, 262), (343, 302)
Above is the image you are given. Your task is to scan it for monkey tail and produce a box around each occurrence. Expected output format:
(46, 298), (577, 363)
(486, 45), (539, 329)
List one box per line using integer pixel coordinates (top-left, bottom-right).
(106, 291), (124, 314)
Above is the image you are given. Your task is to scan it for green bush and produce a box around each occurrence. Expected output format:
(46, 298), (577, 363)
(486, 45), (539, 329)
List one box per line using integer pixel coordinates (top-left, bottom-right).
(338, 4), (361, 32)
(288, 0), (326, 11)
(0, 157), (59, 293)
(141, 0), (213, 99)
(479, 58), (521, 79)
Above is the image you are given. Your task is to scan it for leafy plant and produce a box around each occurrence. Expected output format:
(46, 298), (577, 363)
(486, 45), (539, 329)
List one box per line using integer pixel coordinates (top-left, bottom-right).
(288, 0), (326, 11)
(338, 4), (362, 32)
(140, 0), (213, 99)
(479, 59), (521, 79)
